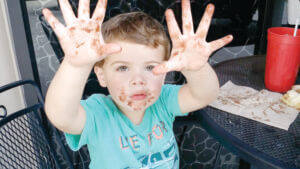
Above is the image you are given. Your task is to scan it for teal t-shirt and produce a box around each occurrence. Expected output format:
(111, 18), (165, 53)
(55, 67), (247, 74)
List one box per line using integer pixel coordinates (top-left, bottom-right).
(65, 84), (187, 169)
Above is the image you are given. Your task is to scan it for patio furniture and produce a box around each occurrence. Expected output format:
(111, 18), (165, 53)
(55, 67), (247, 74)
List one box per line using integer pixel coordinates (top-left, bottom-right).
(0, 80), (73, 169)
(195, 55), (300, 169)
(37, 0), (263, 168)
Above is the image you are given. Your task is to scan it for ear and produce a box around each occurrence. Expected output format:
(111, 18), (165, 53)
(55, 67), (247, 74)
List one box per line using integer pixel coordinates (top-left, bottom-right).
(94, 66), (107, 87)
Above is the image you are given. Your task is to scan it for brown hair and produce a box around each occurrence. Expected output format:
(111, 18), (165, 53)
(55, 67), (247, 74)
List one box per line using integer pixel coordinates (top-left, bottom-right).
(95, 11), (170, 67)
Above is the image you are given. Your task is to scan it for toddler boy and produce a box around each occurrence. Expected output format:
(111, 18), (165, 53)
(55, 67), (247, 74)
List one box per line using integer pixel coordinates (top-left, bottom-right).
(43, 0), (232, 168)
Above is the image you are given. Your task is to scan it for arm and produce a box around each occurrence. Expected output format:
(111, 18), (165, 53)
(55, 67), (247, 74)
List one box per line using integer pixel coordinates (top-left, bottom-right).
(43, 0), (121, 134)
(153, 0), (233, 113)
(179, 63), (219, 113)
(45, 62), (92, 134)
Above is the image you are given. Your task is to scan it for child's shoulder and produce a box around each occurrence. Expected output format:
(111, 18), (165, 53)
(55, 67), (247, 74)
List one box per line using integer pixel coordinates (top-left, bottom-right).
(81, 94), (114, 108)
(158, 84), (183, 103)
(81, 94), (117, 119)
(161, 84), (182, 93)
(83, 93), (108, 101)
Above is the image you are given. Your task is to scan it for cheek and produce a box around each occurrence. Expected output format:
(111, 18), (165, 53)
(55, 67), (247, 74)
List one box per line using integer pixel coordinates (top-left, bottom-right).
(106, 78), (128, 102)
(148, 73), (165, 86)
(118, 88), (126, 102)
(105, 72), (129, 91)
(146, 92), (157, 105)
(146, 74), (165, 101)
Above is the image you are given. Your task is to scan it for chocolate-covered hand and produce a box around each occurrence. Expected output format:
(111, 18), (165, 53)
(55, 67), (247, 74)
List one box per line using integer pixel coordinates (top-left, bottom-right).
(153, 0), (233, 74)
(42, 0), (121, 67)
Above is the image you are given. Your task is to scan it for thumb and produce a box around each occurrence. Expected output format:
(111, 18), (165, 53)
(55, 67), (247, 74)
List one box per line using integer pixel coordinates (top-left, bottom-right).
(152, 59), (181, 75)
(152, 63), (168, 75)
(99, 43), (122, 56)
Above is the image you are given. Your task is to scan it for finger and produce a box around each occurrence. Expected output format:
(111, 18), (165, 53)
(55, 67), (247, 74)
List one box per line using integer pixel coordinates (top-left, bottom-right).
(99, 33), (105, 44)
(43, 8), (67, 38)
(91, 0), (107, 23)
(152, 58), (182, 75)
(209, 35), (233, 52)
(78, 0), (90, 19)
(181, 0), (194, 35)
(58, 0), (76, 25)
(196, 4), (214, 39)
(94, 43), (122, 57)
(165, 9), (181, 42)
(152, 63), (169, 75)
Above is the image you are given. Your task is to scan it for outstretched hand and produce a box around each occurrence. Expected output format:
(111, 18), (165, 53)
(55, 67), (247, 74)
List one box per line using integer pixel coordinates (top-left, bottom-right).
(153, 0), (233, 74)
(42, 0), (121, 67)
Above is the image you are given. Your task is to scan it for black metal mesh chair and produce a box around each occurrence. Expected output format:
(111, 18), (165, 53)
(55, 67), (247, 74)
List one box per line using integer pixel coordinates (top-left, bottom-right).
(0, 80), (72, 169)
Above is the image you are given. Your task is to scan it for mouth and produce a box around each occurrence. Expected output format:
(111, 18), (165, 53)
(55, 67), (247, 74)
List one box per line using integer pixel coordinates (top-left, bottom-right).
(130, 92), (147, 100)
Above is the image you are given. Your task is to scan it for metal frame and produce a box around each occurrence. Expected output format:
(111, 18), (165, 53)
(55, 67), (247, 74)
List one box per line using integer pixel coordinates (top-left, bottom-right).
(0, 80), (61, 168)
(4, 0), (41, 107)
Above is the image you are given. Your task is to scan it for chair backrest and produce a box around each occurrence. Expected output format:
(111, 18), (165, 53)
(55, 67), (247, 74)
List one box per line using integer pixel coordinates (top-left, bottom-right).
(0, 80), (62, 169)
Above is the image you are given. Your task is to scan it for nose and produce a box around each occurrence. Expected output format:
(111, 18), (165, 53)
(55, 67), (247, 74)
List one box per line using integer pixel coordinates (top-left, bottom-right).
(130, 72), (146, 86)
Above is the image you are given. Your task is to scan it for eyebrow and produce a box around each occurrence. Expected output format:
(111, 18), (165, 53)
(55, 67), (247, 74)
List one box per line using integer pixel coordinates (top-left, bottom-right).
(110, 60), (161, 66)
(145, 61), (162, 64)
(110, 61), (129, 66)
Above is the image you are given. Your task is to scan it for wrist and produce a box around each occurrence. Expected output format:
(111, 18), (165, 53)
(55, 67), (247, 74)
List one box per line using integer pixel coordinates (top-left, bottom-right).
(60, 59), (94, 78)
(181, 62), (210, 77)
(62, 58), (94, 71)
(62, 52), (101, 70)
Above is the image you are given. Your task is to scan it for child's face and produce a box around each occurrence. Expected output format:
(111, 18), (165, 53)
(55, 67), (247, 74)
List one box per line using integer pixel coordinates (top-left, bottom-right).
(95, 41), (166, 114)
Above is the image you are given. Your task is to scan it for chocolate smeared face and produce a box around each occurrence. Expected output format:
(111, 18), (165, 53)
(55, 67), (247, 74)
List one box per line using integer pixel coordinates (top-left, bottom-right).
(118, 88), (157, 111)
(97, 41), (166, 114)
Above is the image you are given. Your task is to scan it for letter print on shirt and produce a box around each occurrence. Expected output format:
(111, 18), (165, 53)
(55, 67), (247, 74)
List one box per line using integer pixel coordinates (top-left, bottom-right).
(123, 135), (179, 169)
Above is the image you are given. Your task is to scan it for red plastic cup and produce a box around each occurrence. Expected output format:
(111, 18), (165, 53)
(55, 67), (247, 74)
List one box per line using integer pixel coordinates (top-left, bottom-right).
(265, 27), (300, 93)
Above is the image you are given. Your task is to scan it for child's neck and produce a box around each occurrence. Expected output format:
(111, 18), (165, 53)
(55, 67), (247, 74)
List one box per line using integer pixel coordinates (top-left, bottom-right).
(113, 101), (146, 125)
(122, 109), (145, 125)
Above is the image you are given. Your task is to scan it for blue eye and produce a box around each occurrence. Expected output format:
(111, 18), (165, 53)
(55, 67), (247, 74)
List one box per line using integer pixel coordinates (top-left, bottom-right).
(116, 66), (128, 72)
(146, 65), (155, 71)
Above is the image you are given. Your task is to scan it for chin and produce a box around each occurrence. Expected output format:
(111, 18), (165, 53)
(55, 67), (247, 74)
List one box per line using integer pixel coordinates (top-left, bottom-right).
(126, 100), (153, 112)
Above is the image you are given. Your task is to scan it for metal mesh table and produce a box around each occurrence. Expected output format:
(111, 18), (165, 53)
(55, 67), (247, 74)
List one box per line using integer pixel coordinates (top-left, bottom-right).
(195, 55), (300, 169)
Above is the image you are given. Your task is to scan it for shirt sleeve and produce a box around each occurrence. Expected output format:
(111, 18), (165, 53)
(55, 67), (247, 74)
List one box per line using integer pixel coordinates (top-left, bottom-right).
(64, 94), (100, 151)
(160, 84), (188, 120)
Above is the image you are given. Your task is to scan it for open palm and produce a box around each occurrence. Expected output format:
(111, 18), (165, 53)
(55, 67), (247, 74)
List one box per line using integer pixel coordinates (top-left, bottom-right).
(153, 0), (233, 74)
(43, 0), (121, 67)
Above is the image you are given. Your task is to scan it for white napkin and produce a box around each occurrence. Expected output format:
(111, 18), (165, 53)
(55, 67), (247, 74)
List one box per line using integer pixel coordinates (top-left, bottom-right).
(209, 81), (299, 130)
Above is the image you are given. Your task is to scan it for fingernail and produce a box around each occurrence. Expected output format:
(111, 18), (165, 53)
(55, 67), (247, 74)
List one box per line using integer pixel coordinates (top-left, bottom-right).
(208, 4), (215, 11)
(42, 8), (49, 14)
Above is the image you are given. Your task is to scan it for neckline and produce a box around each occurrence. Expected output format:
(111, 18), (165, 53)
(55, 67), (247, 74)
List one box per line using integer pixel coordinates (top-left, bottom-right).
(108, 95), (152, 132)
